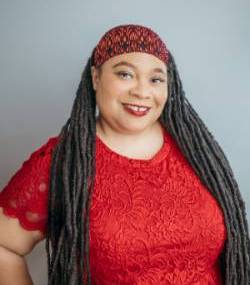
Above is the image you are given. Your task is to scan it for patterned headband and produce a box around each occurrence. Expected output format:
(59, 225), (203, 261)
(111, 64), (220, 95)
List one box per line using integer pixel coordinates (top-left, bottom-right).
(93, 24), (169, 67)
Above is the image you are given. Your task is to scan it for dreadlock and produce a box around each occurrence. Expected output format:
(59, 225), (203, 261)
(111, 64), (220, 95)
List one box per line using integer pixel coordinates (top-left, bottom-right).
(45, 49), (250, 284)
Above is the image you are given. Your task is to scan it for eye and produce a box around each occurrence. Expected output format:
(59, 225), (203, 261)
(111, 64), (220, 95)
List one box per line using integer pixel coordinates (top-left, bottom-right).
(116, 71), (133, 79)
(152, 77), (165, 83)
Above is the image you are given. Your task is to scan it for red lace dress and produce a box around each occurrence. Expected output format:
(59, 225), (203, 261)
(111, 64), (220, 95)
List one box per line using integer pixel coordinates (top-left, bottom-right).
(0, 126), (227, 285)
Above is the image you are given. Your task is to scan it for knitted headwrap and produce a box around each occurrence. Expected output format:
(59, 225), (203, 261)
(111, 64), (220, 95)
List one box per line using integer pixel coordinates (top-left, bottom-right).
(93, 24), (169, 67)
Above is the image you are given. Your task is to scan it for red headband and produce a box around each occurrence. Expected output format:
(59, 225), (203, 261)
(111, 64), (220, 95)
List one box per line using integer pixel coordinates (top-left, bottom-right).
(93, 24), (169, 67)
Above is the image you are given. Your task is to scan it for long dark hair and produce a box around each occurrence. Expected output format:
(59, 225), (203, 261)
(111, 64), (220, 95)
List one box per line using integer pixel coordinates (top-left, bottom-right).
(45, 49), (250, 284)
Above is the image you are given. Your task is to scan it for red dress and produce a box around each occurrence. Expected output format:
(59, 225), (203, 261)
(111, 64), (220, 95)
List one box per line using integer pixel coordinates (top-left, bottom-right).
(0, 126), (227, 285)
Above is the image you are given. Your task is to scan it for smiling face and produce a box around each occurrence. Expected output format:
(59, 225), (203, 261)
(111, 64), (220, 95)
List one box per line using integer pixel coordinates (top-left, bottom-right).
(91, 52), (168, 135)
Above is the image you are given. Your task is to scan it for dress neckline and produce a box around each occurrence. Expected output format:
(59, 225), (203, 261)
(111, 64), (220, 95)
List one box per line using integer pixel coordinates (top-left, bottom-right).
(95, 123), (172, 168)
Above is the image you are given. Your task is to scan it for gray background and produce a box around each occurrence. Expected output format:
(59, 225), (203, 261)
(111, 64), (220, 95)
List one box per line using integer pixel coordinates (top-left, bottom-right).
(0, 1), (249, 284)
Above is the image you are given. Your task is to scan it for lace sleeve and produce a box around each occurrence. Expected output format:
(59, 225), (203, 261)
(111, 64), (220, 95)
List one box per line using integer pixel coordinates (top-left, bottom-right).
(0, 136), (59, 235)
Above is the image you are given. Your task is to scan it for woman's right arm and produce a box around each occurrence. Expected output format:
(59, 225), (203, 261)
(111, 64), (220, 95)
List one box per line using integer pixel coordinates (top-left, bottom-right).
(0, 207), (45, 285)
(0, 245), (34, 285)
(0, 136), (59, 285)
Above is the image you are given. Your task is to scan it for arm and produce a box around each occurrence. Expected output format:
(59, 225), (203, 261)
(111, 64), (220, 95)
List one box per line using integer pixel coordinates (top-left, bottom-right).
(0, 136), (59, 284)
(0, 246), (34, 285)
(0, 207), (45, 285)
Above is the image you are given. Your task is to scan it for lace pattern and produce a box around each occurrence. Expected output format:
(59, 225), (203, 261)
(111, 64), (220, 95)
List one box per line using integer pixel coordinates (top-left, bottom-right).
(0, 137), (58, 233)
(0, 129), (227, 284)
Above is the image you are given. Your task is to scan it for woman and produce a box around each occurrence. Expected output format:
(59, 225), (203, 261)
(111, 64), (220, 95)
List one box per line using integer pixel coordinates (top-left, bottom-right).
(0, 24), (249, 285)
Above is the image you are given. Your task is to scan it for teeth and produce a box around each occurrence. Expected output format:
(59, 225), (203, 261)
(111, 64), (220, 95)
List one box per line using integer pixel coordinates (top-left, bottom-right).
(125, 105), (148, 112)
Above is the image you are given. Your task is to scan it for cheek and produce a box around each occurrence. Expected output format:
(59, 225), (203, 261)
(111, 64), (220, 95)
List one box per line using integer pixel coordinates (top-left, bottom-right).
(110, 80), (129, 95)
(102, 78), (128, 99)
(95, 84), (123, 111)
(155, 91), (168, 107)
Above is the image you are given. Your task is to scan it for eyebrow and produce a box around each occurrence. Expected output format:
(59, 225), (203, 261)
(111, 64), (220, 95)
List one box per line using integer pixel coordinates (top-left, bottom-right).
(112, 61), (167, 76)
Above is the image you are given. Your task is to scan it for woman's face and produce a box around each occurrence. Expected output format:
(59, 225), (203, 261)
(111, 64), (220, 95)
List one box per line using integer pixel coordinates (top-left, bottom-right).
(91, 52), (168, 134)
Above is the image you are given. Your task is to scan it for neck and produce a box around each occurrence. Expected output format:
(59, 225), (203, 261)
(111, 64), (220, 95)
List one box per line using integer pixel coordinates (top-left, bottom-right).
(96, 116), (163, 145)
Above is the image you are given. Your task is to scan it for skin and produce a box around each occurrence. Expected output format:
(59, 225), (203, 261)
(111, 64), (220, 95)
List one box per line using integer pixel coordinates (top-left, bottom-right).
(91, 52), (169, 159)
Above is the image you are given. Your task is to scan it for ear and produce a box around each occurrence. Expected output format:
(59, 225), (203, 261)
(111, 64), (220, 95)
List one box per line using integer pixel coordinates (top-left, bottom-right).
(91, 66), (100, 91)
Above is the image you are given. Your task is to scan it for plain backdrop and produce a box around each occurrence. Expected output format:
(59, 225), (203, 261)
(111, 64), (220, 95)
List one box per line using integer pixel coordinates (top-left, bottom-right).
(0, 1), (249, 284)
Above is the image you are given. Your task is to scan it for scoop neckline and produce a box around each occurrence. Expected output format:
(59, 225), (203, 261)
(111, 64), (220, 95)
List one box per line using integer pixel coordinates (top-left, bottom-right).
(95, 123), (172, 168)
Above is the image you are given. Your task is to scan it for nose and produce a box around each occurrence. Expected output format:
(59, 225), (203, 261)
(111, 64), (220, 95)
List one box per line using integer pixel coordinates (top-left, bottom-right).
(129, 79), (151, 99)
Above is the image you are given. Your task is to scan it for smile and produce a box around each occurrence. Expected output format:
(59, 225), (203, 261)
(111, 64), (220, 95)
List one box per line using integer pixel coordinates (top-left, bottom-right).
(122, 103), (151, 116)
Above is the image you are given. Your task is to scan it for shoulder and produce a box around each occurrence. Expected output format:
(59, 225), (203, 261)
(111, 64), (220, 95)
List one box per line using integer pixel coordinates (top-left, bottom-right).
(30, 136), (60, 158)
(20, 135), (60, 171)
(0, 136), (60, 252)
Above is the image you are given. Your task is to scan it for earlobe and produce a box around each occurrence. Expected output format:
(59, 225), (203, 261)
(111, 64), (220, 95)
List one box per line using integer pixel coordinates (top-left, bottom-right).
(91, 66), (99, 91)
(91, 66), (96, 90)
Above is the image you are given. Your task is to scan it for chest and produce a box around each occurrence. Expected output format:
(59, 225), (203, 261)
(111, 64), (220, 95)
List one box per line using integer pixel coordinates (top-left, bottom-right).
(88, 153), (227, 284)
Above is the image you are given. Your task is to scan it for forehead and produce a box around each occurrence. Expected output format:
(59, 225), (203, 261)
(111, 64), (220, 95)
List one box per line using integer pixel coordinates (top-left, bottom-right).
(103, 52), (167, 73)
